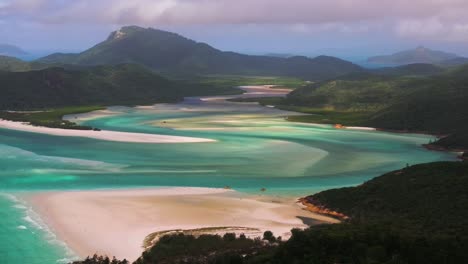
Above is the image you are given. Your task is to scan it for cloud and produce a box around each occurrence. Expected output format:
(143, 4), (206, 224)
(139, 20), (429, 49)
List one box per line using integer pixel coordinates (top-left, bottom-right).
(1, 0), (468, 42)
(396, 18), (468, 42)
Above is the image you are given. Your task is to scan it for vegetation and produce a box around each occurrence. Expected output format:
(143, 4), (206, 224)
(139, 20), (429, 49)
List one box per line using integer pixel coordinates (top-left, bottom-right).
(135, 232), (276, 264)
(371, 63), (445, 76)
(306, 161), (468, 238)
(0, 64), (240, 110)
(286, 74), (405, 112)
(70, 254), (129, 264)
(71, 233), (275, 264)
(0, 106), (103, 129)
(38, 26), (363, 81)
(285, 108), (371, 125)
(367, 66), (468, 136)
(271, 223), (468, 264)
(0, 55), (51, 72)
(0, 55), (32, 71)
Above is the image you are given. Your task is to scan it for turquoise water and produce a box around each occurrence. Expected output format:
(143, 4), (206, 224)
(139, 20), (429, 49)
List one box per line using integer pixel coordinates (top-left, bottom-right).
(0, 97), (457, 263)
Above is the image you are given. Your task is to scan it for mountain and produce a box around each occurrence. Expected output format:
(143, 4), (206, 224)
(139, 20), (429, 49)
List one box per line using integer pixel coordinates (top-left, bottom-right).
(38, 26), (363, 80)
(0, 64), (238, 110)
(0, 44), (28, 57)
(368, 46), (459, 65)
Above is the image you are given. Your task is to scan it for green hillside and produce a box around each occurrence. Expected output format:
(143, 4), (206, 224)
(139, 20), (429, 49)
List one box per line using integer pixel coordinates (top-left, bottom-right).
(372, 63), (445, 76)
(287, 74), (400, 112)
(368, 65), (468, 134)
(0, 64), (239, 110)
(306, 161), (468, 237)
(38, 26), (363, 81)
(0, 55), (32, 71)
(279, 65), (468, 149)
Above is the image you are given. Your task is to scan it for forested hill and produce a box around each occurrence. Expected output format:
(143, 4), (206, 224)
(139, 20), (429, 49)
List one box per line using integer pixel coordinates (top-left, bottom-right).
(0, 64), (238, 110)
(304, 161), (468, 238)
(0, 55), (33, 71)
(283, 64), (468, 149)
(368, 65), (468, 139)
(38, 26), (363, 81)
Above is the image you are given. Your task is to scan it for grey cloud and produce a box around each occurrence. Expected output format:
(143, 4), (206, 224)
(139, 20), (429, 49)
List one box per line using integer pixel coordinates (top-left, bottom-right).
(2, 0), (468, 41)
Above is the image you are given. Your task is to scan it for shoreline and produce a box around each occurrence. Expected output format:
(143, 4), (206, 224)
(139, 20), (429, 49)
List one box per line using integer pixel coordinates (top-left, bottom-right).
(24, 187), (339, 261)
(0, 119), (215, 144)
(298, 197), (348, 221)
(287, 118), (465, 154)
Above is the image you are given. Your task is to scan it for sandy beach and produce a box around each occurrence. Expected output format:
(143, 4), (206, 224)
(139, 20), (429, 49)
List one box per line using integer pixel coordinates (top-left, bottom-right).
(0, 119), (215, 143)
(345, 126), (377, 131)
(25, 187), (338, 261)
(200, 85), (292, 102)
(238, 85), (293, 95)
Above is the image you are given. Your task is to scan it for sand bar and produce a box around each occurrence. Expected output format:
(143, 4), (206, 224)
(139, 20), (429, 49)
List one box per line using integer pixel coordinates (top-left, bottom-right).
(346, 126), (377, 131)
(25, 187), (338, 261)
(200, 85), (291, 102)
(238, 85), (292, 95)
(0, 119), (215, 143)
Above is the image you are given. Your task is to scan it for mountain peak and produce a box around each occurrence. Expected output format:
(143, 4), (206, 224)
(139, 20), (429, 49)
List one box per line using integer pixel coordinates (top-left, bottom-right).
(37, 27), (362, 80)
(107, 26), (147, 41)
(106, 26), (186, 42)
(120, 25), (146, 32)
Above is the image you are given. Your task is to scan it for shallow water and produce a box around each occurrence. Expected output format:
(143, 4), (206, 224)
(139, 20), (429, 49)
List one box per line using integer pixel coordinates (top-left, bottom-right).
(0, 96), (457, 263)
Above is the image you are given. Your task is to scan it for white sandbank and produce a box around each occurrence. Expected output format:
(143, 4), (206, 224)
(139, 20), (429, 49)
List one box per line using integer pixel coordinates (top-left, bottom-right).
(238, 85), (292, 95)
(26, 187), (338, 261)
(346, 126), (377, 131)
(0, 119), (215, 143)
(200, 85), (291, 102)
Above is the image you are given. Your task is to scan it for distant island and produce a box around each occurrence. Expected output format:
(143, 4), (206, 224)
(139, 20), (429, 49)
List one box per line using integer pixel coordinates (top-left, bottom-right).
(367, 46), (466, 65)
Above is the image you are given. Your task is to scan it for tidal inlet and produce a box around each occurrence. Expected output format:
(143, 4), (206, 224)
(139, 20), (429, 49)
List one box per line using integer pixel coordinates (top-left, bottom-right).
(0, 88), (456, 262)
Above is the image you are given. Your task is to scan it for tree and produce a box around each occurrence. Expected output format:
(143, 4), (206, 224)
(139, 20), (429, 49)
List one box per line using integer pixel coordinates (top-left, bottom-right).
(263, 231), (276, 243)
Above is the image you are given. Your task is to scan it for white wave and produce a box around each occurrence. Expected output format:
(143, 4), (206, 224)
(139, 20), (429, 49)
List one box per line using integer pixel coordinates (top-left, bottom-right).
(57, 257), (80, 264)
(13, 204), (27, 209)
(0, 144), (125, 172)
(1, 193), (79, 262)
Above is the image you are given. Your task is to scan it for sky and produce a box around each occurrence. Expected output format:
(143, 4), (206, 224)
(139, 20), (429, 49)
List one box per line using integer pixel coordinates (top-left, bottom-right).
(1, 0), (468, 59)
